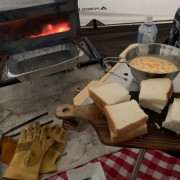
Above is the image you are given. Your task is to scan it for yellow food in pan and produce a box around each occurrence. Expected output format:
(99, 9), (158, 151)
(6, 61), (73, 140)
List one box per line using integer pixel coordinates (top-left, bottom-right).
(130, 56), (178, 73)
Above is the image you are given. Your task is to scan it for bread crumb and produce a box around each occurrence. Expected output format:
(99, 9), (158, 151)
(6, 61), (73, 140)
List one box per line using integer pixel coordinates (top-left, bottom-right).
(155, 122), (161, 129)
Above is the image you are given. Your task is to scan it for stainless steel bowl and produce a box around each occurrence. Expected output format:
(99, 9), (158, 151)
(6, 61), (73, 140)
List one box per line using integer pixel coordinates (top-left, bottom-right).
(125, 43), (180, 84)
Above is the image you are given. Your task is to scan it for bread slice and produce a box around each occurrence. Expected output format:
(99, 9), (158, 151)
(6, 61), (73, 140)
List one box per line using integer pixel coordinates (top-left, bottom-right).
(139, 78), (172, 106)
(104, 100), (148, 136)
(139, 101), (164, 114)
(89, 82), (130, 110)
(162, 98), (180, 135)
(110, 124), (148, 143)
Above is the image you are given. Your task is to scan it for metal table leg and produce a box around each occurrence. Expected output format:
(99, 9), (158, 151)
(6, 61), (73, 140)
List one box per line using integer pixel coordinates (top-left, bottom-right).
(130, 149), (146, 180)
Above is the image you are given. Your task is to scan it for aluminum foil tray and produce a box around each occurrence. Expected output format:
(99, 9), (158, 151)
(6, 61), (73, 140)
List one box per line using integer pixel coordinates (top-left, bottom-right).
(7, 43), (83, 81)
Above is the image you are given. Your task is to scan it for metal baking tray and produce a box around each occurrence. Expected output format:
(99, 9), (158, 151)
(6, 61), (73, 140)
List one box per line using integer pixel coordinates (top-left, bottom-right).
(7, 43), (83, 81)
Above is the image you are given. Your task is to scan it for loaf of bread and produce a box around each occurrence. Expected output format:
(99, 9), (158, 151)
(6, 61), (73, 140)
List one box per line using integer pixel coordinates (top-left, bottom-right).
(162, 98), (180, 135)
(139, 78), (172, 113)
(104, 100), (148, 142)
(89, 82), (130, 110)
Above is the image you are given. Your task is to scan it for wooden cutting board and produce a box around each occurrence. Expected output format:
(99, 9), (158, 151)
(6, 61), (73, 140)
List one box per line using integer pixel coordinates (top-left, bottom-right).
(56, 92), (180, 151)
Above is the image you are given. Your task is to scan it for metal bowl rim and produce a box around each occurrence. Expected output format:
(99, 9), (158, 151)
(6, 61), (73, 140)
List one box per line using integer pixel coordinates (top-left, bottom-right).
(125, 43), (180, 75)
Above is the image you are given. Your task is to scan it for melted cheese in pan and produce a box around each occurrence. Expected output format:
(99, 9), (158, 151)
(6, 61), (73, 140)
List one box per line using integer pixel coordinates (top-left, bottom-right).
(130, 56), (178, 73)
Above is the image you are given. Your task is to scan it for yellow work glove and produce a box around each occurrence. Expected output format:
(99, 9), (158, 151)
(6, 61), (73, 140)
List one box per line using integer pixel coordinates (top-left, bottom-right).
(39, 124), (68, 173)
(2, 122), (54, 180)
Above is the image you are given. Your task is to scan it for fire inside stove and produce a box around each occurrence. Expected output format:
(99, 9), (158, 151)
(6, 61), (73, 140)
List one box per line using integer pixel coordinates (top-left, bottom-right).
(0, 13), (71, 42)
(29, 23), (70, 38)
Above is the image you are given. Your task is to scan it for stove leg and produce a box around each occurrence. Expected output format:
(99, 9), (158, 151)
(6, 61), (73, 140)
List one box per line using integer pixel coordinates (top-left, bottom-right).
(0, 52), (9, 80)
(73, 40), (92, 59)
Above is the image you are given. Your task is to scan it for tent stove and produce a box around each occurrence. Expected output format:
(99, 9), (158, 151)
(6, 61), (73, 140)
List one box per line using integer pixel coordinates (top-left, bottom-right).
(0, 0), (101, 85)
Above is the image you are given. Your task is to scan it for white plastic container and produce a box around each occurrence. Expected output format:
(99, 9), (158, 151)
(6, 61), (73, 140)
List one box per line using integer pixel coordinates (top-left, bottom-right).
(137, 15), (158, 44)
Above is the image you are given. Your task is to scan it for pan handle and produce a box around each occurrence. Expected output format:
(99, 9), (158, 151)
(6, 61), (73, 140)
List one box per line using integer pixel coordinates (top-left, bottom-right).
(102, 57), (128, 71)
(103, 57), (127, 63)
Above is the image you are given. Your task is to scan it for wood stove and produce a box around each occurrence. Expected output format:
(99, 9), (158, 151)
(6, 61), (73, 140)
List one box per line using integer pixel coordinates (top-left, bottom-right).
(0, 0), (85, 82)
(0, 0), (102, 86)
(0, 0), (80, 54)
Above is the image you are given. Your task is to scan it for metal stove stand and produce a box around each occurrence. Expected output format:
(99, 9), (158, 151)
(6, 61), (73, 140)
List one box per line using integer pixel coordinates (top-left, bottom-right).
(0, 37), (102, 87)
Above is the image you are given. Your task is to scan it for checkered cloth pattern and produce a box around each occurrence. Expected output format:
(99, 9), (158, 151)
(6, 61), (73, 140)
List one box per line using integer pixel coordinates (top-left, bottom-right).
(45, 148), (180, 180)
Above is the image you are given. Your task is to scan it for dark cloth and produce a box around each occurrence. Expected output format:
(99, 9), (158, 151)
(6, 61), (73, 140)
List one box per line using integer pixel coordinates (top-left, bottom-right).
(81, 23), (172, 58)
(165, 7), (180, 48)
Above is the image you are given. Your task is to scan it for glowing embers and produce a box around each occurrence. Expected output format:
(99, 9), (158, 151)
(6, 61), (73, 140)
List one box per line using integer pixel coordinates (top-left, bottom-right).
(0, 13), (71, 42)
(29, 22), (71, 38)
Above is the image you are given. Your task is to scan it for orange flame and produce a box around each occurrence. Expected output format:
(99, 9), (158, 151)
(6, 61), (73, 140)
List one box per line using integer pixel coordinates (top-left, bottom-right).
(29, 22), (70, 38)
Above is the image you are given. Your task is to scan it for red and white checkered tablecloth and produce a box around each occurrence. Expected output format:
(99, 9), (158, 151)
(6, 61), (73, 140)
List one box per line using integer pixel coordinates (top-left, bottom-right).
(45, 148), (180, 180)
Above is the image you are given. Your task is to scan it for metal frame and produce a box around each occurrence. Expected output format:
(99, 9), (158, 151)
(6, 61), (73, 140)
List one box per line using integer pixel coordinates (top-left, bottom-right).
(0, 37), (102, 87)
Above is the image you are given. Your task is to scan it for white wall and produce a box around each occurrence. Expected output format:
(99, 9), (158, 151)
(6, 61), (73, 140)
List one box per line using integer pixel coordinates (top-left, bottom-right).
(0, 0), (179, 26)
(79, 0), (180, 26)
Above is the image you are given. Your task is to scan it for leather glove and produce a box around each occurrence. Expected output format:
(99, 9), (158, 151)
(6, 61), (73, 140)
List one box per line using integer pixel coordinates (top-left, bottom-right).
(2, 122), (54, 180)
(39, 124), (68, 173)
(1, 136), (17, 165)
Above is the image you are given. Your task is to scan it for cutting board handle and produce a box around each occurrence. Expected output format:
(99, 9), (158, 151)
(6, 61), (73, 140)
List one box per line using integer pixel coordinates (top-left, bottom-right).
(55, 104), (107, 126)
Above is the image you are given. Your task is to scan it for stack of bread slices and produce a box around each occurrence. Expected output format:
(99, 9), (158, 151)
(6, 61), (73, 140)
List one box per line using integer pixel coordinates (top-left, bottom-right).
(139, 78), (172, 114)
(89, 78), (179, 142)
(89, 82), (148, 143)
(139, 78), (180, 135)
(89, 82), (131, 111)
